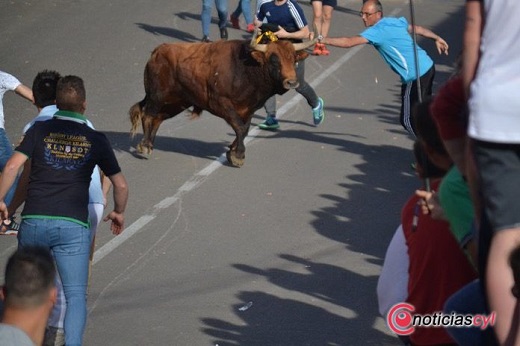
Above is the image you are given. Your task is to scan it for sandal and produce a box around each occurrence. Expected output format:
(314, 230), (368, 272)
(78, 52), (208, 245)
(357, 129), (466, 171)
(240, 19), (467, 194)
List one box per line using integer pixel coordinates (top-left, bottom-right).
(0, 216), (20, 235)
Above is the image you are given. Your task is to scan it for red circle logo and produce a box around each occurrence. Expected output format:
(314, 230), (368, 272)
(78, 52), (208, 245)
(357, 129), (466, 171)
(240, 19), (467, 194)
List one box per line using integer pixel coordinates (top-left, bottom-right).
(387, 303), (415, 335)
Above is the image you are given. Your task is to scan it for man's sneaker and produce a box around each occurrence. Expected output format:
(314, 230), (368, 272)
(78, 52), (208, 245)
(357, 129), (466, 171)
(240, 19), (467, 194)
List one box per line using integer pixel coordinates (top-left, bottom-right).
(0, 216), (20, 235)
(246, 23), (255, 33)
(201, 35), (211, 43)
(312, 97), (325, 125)
(320, 44), (330, 56)
(220, 27), (228, 40)
(312, 43), (323, 56)
(230, 14), (240, 29)
(258, 116), (280, 130)
(44, 326), (65, 346)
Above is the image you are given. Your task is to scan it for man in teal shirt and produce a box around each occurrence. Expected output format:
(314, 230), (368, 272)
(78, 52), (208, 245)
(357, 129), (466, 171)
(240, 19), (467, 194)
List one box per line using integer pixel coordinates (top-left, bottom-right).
(321, 0), (448, 136)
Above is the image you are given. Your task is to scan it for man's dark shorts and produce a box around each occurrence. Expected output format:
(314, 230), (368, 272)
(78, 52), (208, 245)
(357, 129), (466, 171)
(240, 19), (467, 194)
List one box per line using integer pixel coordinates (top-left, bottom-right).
(310, 0), (337, 7)
(475, 140), (520, 232)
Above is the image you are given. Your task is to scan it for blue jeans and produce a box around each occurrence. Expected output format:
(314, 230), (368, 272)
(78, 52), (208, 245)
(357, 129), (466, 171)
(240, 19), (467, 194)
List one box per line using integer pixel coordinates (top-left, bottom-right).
(443, 280), (498, 346)
(47, 203), (103, 330)
(18, 218), (91, 346)
(232, 0), (253, 25)
(0, 128), (19, 206)
(201, 0), (228, 36)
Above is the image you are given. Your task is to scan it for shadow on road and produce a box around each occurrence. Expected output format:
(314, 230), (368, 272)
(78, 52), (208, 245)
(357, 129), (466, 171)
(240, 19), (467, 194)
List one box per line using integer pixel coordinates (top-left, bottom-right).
(118, 2), (463, 344)
(103, 129), (230, 161)
(135, 11), (255, 43)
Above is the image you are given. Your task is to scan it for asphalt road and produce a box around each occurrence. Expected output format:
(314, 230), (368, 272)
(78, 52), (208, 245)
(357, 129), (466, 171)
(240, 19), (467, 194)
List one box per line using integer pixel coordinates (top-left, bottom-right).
(1, 0), (465, 345)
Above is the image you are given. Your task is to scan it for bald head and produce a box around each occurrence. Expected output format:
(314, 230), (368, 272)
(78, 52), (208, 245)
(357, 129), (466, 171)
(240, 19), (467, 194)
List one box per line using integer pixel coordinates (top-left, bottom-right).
(360, 0), (383, 27)
(363, 0), (383, 13)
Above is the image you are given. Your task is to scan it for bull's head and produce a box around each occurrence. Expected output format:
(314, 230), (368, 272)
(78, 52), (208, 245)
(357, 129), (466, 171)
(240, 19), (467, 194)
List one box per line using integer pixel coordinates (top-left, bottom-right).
(249, 25), (318, 90)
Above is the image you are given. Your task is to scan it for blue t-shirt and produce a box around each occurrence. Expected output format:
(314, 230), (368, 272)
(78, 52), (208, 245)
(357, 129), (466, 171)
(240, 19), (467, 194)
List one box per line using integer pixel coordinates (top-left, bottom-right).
(360, 17), (433, 83)
(257, 0), (307, 33)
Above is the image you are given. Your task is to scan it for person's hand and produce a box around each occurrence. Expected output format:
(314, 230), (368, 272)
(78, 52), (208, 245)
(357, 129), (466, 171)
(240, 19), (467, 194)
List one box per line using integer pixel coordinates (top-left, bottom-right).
(274, 26), (289, 39)
(103, 211), (125, 235)
(0, 201), (9, 223)
(435, 37), (449, 55)
(415, 189), (445, 220)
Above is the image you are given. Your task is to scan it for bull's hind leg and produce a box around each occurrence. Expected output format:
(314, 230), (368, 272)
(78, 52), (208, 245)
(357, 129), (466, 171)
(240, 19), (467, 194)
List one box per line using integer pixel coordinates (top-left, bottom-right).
(138, 103), (184, 154)
(137, 114), (163, 154)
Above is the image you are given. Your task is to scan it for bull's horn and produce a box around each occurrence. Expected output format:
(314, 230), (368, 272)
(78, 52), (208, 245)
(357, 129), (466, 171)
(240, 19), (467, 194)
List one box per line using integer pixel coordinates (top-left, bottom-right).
(292, 23), (319, 51)
(250, 28), (268, 52)
(250, 27), (259, 46)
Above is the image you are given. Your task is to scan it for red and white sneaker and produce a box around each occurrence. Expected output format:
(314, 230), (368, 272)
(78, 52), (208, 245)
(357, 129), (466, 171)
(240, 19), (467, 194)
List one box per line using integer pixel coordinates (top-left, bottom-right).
(312, 43), (323, 55)
(320, 44), (330, 56)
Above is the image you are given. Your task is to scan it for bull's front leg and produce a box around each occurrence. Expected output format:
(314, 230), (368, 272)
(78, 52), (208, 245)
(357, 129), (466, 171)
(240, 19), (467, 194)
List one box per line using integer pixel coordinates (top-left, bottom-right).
(226, 120), (250, 167)
(226, 132), (246, 167)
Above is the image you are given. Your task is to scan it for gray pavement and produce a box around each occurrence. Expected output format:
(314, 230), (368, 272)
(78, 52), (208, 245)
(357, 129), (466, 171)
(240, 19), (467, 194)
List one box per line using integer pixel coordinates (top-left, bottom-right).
(0, 0), (465, 344)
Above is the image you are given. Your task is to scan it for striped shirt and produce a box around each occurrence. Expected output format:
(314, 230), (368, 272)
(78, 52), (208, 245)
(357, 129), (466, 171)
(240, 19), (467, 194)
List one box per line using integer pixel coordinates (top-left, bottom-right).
(256, 0), (307, 34)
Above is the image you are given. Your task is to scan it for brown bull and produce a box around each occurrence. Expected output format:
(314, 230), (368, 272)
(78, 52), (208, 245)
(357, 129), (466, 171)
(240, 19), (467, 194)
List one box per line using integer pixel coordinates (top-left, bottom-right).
(129, 32), (316, 167)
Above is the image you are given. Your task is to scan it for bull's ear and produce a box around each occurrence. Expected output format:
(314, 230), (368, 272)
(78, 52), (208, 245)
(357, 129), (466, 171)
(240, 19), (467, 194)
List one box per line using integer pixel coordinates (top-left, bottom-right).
(295, 51), (309, 61)
(251, 51), (266, 65)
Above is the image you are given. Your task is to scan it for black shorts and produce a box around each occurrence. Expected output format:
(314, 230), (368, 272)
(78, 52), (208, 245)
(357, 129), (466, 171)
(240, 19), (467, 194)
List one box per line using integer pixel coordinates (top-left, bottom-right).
(475, 140), (520, 232)
(310, 0), (337, 7)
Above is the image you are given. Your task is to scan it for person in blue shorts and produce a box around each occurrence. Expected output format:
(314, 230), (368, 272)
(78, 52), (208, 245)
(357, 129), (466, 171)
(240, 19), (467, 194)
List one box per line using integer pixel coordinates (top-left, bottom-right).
(310, 0), (337, 56)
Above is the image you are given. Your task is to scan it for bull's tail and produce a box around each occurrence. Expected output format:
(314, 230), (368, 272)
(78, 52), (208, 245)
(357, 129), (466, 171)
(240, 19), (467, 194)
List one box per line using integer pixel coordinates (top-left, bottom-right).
(129, 97), (147, 137)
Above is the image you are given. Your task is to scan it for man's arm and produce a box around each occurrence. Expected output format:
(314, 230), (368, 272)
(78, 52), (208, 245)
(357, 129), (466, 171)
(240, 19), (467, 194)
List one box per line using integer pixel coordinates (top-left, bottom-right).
(410, 25), (449, 55)
(7, 160), (31, 215)
(101, 173), (112, 208)
(429, 76), (468, 174)
(254, 17), (263, 27)
(462, 0), (483, 98)
(442, 138), (467, 174)
(274, 25), (310, 40)
(103, 172), (128, 235)
(321, 35), (368, 48)
(0, 152), (28, 220)
(487, 229), (520, 345)
(14, 84), (34, 103)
